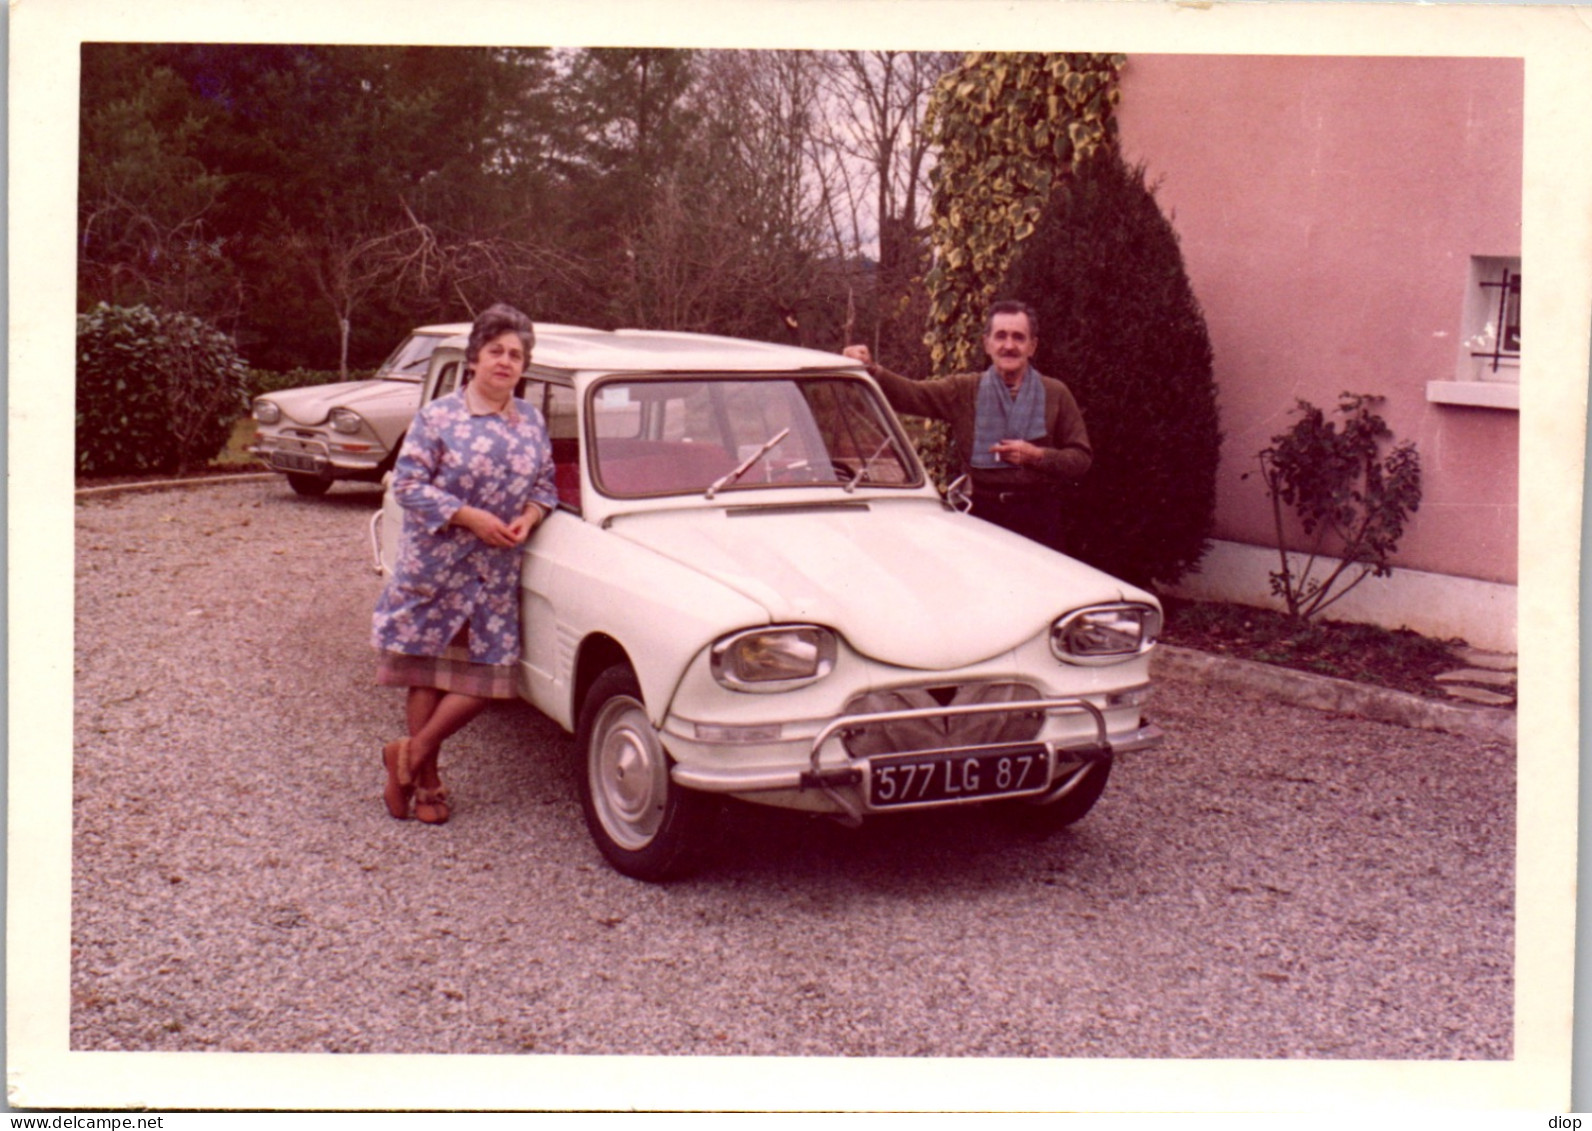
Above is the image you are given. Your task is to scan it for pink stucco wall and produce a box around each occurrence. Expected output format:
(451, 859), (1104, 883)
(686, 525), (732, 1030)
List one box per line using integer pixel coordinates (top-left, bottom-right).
(1115, 55), (1522, 585)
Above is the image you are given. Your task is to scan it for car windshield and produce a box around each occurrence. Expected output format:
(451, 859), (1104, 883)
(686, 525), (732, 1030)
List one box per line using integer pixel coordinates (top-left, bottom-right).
(377, 333), (446, 381)
(590, 376), (921, 498)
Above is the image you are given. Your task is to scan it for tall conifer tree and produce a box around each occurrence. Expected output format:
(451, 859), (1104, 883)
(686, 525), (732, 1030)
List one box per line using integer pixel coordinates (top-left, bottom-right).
(1002, 153), (1220, 587)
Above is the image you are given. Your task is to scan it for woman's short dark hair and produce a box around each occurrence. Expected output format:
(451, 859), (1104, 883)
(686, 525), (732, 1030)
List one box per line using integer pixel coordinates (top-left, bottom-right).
(466, 303), (536, 364)
(984, 299), (1039, 341)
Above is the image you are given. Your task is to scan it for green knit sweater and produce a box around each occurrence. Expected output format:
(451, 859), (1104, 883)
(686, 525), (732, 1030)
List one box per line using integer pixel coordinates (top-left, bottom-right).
(868, 365), (1092, 489)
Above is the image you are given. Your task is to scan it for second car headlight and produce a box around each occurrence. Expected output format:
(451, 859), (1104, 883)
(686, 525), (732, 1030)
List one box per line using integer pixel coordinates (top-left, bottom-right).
(710, 625), (837, 692)
(329, 408), (364, 435)
(253, 399), (282, 425)
(1050, 603), (1161, 664)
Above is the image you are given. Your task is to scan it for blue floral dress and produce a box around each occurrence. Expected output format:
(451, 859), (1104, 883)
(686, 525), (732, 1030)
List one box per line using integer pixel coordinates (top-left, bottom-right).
(372, 388), (559, 698)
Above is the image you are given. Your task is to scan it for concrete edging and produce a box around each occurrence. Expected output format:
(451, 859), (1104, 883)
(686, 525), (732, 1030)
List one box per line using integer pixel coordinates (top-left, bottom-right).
(1151, 645), (1516, 745)
(75, 472), (279, 499)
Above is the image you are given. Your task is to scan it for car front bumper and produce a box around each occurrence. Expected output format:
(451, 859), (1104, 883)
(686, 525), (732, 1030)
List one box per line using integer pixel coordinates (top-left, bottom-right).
(667, 694), (1163, 818)
(253, 433), (391, 480)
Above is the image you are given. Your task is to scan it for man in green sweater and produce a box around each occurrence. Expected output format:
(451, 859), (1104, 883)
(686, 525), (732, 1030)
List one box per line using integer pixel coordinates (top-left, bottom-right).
(843, 299), (1091, 552)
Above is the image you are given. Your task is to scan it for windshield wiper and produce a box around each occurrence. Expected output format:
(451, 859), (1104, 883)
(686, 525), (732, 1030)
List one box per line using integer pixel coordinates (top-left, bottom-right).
(705, 428), (790, 499)
(844, 435), (895, 493)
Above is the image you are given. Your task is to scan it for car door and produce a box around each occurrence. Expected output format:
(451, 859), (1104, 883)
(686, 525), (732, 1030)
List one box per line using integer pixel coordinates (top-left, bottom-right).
(376, 346), (466, 572)
(515, 374), (587, 723)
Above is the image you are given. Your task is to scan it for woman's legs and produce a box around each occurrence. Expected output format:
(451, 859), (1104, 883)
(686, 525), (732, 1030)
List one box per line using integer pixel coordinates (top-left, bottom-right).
(404, 686), (488, 818)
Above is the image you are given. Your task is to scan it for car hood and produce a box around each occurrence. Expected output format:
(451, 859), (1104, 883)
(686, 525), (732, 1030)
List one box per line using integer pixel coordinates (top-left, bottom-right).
(608, 499), (1147, 671)
(267, 378), (420, 425)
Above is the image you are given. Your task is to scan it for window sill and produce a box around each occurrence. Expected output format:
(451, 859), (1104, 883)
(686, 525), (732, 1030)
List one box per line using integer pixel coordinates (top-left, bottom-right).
(1426, 381), (1519, 410)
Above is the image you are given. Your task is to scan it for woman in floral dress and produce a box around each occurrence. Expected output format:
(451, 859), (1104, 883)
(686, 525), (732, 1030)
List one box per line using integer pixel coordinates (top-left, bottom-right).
(372, 304), (559, 824)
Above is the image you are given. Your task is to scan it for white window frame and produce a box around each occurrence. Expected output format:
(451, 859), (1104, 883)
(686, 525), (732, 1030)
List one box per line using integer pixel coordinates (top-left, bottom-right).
(1427, 255), (1520, 410)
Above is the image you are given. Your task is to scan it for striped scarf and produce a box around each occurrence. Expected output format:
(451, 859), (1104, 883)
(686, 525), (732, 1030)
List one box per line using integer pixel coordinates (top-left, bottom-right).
(969, 366), (1046, 469)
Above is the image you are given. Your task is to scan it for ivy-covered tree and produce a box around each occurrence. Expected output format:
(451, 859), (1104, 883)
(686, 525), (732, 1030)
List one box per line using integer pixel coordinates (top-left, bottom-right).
(922, 52), (1124, 375)
(1001, 153), (1220, 587)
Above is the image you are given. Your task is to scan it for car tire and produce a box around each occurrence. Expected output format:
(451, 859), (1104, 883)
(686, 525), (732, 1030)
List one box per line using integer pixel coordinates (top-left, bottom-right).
(286, 473), (333, 497)
(576, 665), (719, 881)
(374, 437), (404, 478)
(1008, 758), (1111, 830)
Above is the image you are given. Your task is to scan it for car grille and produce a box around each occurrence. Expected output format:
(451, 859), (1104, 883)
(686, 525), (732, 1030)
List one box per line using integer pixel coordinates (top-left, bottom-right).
(837, 681), (1045, 757)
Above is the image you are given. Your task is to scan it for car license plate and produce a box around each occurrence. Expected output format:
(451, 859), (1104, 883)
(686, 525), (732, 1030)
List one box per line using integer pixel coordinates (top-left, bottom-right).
(270, 451), (327, 474)
(867, 743), (1050, 808)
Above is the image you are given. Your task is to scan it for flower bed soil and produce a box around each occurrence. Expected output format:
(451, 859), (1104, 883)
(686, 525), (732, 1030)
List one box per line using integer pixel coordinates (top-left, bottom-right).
(1157, 595), (1473, 700)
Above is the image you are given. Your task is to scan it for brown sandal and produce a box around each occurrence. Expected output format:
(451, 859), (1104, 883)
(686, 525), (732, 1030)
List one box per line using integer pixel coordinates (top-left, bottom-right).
(415, 785), (451, 825)
(381, 739), (414, 820)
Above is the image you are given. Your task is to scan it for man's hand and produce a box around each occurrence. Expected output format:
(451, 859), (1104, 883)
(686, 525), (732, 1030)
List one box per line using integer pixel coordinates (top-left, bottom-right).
(841, 343), (873, 367)
(991, 439), (1044, 468)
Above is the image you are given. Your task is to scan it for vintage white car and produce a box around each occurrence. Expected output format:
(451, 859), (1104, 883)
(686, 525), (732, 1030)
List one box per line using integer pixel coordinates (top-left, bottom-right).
(374, 325), (1163, 880)
(253, 322), (469, 495)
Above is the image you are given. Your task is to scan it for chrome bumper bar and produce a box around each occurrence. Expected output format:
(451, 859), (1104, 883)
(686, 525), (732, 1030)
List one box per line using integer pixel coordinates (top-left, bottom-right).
(670, 695), (1163, 796)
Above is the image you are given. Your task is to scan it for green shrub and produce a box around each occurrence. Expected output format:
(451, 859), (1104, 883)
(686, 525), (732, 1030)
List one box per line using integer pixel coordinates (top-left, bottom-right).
(77, 303), (251, 475)
(1256, 393), (1422, 622)
(1001, 152), (1221, 588)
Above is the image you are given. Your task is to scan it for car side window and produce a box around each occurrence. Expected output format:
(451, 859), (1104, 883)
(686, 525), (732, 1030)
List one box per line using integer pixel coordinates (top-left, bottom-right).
(526, 378), (581, 511)
(378, 332), (443, 379)
(431, 361), (462, 403)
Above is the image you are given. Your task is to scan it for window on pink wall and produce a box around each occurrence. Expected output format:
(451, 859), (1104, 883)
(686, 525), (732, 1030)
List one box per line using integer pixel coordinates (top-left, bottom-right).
(1428, 255), (1521, 410)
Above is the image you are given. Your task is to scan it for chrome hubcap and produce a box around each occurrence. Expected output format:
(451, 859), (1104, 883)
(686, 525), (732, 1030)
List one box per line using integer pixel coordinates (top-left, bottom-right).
(590, 696), (667, 850)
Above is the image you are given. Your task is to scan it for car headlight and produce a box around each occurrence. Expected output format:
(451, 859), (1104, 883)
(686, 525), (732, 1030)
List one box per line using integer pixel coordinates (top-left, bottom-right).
(711, 625), (837, 692)
(253, 400), (282, 425)
(329, 408), (364, 435)
(1050, 603), (1160, 664)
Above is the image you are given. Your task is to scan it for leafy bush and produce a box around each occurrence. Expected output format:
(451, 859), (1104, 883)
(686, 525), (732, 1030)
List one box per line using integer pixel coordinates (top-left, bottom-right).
(1255, 393), (1422, 622)
(77, 303), (251, 475)
(1001, 152), (1221, 588)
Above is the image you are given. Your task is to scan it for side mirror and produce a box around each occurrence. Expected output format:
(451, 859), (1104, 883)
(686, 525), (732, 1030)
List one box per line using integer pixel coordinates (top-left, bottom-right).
(945, 473), (973, 514)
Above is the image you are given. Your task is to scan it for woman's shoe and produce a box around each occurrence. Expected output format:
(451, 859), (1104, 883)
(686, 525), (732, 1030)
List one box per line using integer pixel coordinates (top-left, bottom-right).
(382, 739), (414, 820)
(415, 785), (451, 825)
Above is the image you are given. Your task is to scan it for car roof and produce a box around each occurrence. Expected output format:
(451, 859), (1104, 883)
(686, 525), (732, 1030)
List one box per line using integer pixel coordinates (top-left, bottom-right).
(429, 323), (856, 375)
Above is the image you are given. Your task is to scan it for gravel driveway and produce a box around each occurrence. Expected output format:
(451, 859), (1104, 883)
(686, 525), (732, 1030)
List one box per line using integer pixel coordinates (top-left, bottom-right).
(71, 478), (1514, 1065)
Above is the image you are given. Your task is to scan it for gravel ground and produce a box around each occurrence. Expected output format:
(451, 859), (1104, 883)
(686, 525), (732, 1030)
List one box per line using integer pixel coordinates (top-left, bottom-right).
(71, 478), (1515, 1062)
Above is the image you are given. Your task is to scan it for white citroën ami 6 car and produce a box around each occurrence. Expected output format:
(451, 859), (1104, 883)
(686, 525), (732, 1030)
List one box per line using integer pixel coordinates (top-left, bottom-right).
(373, 324), (1164, 880)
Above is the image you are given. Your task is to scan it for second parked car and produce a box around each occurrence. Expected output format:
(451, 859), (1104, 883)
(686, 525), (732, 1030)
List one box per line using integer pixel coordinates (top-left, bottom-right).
(252, 322), (468, 495)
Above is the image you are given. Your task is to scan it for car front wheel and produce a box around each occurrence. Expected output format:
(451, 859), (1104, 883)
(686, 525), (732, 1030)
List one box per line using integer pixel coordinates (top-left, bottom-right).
(286, 472), (332, 497)
(576, 665), (718, 881)
(1009, 758), (1111, 830)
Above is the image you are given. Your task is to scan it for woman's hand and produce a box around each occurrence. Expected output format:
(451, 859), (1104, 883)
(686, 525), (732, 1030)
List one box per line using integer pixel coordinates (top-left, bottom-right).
(506, 505), (546, 544)
(452, 505), (524, 548)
